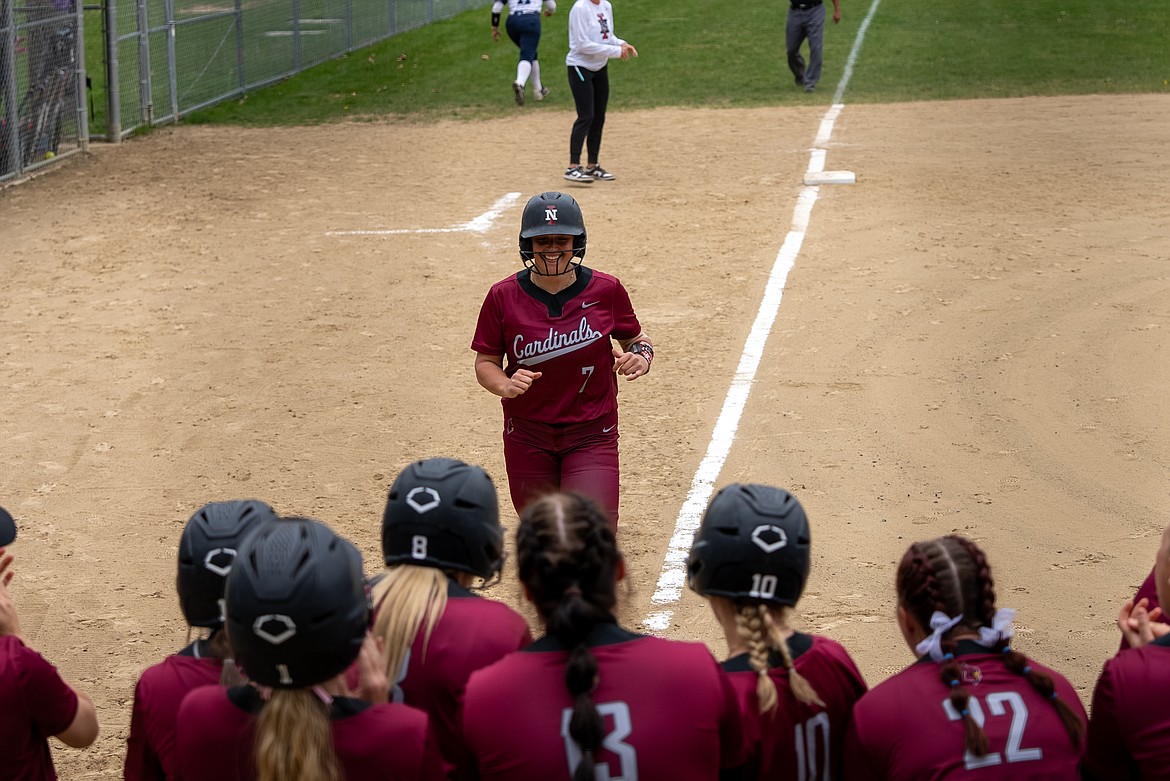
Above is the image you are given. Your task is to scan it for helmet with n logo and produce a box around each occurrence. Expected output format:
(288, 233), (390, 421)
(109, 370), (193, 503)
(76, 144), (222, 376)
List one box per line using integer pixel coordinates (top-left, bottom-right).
(177, 499), (276, 628)
(225, 517), (369, 688)
(382, 457), (504, 581)
(518, 191), (587, 273)
(687, 483), (811, 607)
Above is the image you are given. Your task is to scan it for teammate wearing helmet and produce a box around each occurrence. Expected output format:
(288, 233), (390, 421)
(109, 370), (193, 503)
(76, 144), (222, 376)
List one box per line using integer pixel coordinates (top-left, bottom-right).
(687, 483), (866, 780)
(0, 507), (100, 781)
(368, 457), (531, 778)
(174, 517), (446, 781)
(471, 191), (652, 531)
(462, 492), (747, 780)
(844, 534), (1085, 780)
(125, 499), (274, 781)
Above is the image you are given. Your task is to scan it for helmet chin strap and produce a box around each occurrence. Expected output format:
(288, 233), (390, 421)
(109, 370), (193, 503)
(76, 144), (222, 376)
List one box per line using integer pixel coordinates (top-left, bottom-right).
(531, 250), (578, 276)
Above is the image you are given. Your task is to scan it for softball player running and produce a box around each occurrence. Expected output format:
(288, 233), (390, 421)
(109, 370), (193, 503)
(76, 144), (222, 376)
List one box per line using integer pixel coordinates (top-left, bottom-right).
(369, 457), (532, 778)
(461, 492), (748, 780)
(688, 484), (867, 780)
(0, 509), (99, 781)
(844, 535), (1085, 780)
(491, 0), (556, 105)
(1082, 520), (1170, 780)
(125, 500), (274, 781)
(472, 192), (652, 531)
(174, 517), (446, 781)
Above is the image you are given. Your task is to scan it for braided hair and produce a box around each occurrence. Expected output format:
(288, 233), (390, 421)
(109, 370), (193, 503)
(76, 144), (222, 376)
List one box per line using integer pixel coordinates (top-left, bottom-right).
(516, 492), (620, 781)
(732, 603), (824, 713)
(896, 535), (1083, 757)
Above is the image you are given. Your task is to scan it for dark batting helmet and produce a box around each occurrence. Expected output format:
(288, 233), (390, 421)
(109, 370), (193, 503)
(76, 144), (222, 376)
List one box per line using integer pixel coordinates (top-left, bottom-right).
(382, 457), (504, 581)
(687, 483), (812, 607)
(518, 191), (587, 273)
(225, 517), (369, 689)
(177, 499), (276, 628)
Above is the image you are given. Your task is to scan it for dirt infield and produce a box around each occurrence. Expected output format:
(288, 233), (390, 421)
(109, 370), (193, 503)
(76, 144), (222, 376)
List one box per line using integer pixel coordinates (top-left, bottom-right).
(2, 93), (1168, 777)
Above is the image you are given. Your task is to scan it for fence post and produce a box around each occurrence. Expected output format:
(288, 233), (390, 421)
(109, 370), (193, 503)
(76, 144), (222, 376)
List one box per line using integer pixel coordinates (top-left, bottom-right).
(164, 0), (176, 120)
(73, 0), (88, 149)
(234, 0), (243, 91)
(292, 0), (300, 71)
(135, 0), (152, 124)
(104, 0), (121, 140)
(2, 0), (19, 174)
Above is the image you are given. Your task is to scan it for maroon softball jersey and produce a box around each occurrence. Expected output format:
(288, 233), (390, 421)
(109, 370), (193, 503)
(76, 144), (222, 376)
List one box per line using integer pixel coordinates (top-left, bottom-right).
(173, 684), (446, 781)
(1083, 635), (1170, 780)
(124, 642), (223, 781)
(722, 633), (867, 780)
(0, 636), (80, 781)
(844, 641), (1085, 781)
(381, 579), (532, 778)
(471, 267), (643, 426)
(462, 624), (748, 780)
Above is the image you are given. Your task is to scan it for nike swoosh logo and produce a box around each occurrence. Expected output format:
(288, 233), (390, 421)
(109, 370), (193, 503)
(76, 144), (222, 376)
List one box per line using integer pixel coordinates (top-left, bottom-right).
(581, 301), (600, 309)
(602, 425), (616, 433)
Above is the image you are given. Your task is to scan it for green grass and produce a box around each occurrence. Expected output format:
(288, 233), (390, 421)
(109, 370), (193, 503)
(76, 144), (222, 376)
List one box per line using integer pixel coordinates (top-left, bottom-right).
(184, 0), (1169, 125)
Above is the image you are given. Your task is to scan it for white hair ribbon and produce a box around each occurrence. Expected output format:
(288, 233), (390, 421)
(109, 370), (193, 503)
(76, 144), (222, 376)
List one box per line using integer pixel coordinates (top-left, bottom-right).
(975, 607), (1017, 648)
(915, 611), (964, 662)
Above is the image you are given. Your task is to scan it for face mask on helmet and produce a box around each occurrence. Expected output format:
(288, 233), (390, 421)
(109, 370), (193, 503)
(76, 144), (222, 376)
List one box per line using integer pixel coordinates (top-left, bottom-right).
(687, 483), (812, 607)
(518, 191), (587, 275)
(225, 517), (369, 689)
(382, 457), (505, 582)
(177, 499), (276, 628)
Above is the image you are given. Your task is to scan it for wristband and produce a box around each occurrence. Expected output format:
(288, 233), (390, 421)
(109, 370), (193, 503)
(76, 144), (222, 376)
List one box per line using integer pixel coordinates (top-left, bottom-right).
(491, 12), (500, 25)
(629, 341), (653, 373)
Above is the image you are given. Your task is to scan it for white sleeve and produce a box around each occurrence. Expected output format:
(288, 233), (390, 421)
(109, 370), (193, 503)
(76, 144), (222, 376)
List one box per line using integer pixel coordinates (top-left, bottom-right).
(491, 1), (504, 12)
(568, 2), (623, 58)
(543, 0), (556, 11)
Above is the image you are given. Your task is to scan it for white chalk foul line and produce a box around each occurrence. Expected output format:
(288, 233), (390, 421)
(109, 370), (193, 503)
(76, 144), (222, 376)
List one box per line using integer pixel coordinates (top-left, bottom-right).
(643, 0), (883, 633)
(325, 192), (521, 236)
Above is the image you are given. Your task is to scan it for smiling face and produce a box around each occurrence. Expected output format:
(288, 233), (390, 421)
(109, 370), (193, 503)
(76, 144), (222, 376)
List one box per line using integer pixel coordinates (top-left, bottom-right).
(530, 234), (577, 276)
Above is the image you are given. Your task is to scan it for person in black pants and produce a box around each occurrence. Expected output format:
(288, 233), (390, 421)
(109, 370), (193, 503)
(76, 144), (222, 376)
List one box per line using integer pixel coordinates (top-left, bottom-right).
(786, 0), (840, 93)
(562, 0), (637, 183)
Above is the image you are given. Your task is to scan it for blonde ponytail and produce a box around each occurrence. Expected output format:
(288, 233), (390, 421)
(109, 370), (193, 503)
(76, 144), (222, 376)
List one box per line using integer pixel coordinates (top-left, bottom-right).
(254, 688), (339, 781)
(766, 607), (825, 708)
(734, 604), (780, 714)
(371, 565), (449, 684)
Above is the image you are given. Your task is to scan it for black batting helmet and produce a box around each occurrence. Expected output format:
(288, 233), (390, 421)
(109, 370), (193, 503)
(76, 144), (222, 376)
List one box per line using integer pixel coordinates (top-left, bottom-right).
(225, 517), (369, 689)
(382, 457), (504, 581)
(518, 191), (587, 272)
(177, 499), (276, 628)
(687, 484), (812, 607)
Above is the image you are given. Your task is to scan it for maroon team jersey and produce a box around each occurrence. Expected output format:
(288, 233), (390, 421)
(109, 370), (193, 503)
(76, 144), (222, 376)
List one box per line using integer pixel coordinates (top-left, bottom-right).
(471, 267), (643, 425)
(125, 643), (224, 781)
(0, 636), (80, 781)
(1083, 635), (1170, 780)
(1120, 567), (1168, 651)
(722, 633), (867, 780)
(356, 579), (532, 778)
(174, 684), (447, 781)
(463, 624), (748, 780)
(844, 640), (1085, 781)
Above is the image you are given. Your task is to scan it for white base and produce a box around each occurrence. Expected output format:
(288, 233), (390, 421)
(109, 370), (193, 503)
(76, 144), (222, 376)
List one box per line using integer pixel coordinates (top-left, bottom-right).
(804, 170), (856, 185)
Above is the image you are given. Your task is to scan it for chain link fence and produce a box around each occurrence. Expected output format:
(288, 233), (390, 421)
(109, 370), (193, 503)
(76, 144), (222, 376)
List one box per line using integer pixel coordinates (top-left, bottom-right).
(2, 0), (87, 182)
(101, 0), (485, 138)
(2, 0), (483, 182)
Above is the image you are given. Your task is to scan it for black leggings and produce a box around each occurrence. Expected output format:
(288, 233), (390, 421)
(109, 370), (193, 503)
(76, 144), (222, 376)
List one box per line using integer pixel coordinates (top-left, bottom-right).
(567, 64), (609, 166)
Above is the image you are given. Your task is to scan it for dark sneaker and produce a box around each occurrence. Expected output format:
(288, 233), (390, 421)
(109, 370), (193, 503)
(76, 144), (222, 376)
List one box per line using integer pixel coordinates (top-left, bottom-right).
(586, 165), (616, 181)
(535, 86), (550, 101)
(563, 166), (595, 183)
(804, 84), (816, 93)
(512, 82), (525, 105)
